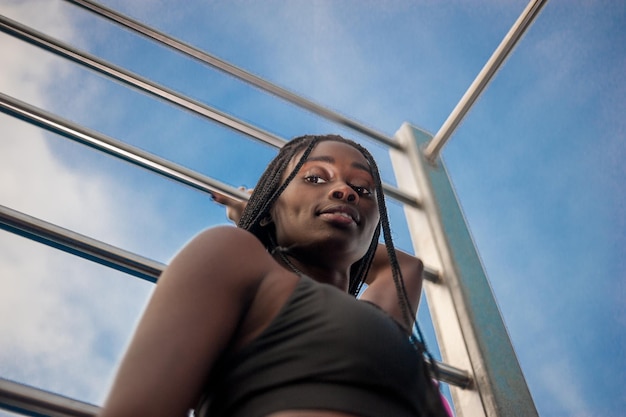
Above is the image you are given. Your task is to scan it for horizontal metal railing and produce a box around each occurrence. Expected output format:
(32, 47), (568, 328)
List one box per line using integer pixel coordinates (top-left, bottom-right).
(0, 205), (164, 283)
(1, 364), (469, 417)
(0, 204), (443, 287)
(0, 92), (251, 204)
(0, 14), (285, 149)
(65, 0), (400, 150)
(0, 378), (99, 417)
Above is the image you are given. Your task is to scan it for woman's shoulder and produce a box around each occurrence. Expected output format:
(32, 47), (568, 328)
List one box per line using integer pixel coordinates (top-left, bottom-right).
(185, 225), (268, 259)
(165, 226), (276, 290)
(191, 225), (266, 251)
(160, 226), (298, 351)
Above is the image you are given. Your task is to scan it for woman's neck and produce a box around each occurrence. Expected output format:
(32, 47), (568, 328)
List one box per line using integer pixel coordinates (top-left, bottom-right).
(275, 251), (350, 291)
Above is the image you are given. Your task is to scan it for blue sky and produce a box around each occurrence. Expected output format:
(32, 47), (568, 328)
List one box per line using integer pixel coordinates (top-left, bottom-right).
(0, 1), (624, 416)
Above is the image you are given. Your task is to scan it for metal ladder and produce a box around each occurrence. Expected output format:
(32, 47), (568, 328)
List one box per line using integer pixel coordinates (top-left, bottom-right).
(0, 1), (545, 415)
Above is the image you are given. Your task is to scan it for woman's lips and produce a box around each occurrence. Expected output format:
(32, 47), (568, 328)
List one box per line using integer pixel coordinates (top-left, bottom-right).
(318, 206), (359, 226)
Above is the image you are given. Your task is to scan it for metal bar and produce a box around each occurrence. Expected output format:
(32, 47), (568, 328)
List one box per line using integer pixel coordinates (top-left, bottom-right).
(0, 14), (286, 149)
(64, 0), (401, 150)
(0, 378), (98, 417)
(429, 360), (471, 390)
(0, 365), (466, 417)
(0, 370), (469, 417)
(422, 265), (440, 283)
(0, 199), (440, 287)
(380, 183), (422, 210)
(0, 205), (165, 283)
(0, 92), (252, 204)
(423, 0), (548, 162)
(0, 92), (420, 209)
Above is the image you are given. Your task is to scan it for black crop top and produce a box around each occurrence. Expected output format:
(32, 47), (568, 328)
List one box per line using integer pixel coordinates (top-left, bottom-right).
(196, 275), (433, 417)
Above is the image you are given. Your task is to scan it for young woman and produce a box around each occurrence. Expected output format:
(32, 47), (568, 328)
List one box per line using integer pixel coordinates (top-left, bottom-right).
(98, 135), (448, 417)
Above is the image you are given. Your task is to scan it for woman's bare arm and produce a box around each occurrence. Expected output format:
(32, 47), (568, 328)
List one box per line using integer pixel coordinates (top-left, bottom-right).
(360, 244), (424, 326)
(98, 227), (271, 417)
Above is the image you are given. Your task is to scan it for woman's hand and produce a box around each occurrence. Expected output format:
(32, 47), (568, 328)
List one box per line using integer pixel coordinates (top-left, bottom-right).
(212, 186), (251, 224)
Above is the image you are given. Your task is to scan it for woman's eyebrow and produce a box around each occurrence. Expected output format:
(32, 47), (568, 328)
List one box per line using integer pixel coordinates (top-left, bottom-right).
(305, 155), (372, 174)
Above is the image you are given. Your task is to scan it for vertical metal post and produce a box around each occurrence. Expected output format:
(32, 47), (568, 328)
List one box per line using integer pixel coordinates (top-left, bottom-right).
(390, 123), (538, 416)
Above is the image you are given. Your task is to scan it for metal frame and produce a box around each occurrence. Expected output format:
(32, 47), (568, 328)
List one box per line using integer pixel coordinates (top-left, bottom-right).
(64, 0), (399, 149)
(0, 0), (547, 415)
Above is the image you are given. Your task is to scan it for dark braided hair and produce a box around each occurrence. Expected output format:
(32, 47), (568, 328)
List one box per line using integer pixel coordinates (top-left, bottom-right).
(238, 134), (448, 416)
(238, 134), (381, 296)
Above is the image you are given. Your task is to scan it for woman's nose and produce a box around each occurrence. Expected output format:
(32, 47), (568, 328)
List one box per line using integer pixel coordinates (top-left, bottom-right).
(330, 184), (357, 203)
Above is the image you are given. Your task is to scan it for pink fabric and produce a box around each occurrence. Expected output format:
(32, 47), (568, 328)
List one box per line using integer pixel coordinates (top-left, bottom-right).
(440, 392), (454, 417)
(432, 379), (454, 417)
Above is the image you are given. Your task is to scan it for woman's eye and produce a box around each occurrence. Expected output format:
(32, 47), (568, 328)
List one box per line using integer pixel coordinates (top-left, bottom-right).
(304, 175), (327, 184)
(351, 185), (373, 196)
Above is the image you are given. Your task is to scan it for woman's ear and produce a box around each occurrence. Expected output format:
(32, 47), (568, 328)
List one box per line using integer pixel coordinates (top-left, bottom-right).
(260, 215), (273, 227)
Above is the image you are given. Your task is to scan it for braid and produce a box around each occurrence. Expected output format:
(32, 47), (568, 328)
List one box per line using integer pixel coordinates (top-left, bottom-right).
(238, 134), (378, 295)
(238, 136), (319, 247)
(356, 144), (446, 415)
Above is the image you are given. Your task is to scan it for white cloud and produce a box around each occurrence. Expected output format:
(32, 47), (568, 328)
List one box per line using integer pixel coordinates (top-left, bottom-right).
(0, 234), (152, 403)
(0, 0), (157, 405)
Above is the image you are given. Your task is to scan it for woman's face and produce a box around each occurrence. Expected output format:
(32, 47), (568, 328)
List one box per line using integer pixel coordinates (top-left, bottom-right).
(271, 140), (380, 264)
